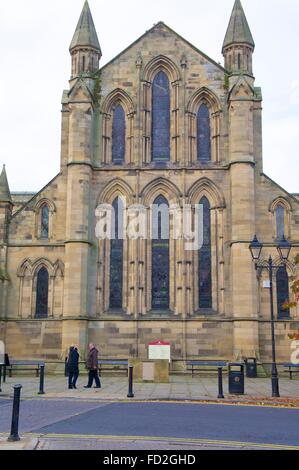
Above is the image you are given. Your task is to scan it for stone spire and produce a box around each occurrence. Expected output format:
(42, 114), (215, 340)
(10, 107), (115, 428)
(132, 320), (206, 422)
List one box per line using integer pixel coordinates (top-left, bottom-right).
(70, 1), (101, 53)
(222, 0), (255, 75)
(223, 0), (254, 50)
(0, 165), (12, 203)
(69, 1), (102, 78)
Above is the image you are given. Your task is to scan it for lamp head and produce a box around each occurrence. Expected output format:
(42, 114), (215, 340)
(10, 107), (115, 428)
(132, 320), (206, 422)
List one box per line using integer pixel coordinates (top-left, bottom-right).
(249, 235), (263, 262)
(278, 236), (291, 262)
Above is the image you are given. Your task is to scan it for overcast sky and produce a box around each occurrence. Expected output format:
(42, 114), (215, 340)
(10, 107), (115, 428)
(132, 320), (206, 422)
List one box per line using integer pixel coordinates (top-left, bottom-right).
(0, 0), (298, 193)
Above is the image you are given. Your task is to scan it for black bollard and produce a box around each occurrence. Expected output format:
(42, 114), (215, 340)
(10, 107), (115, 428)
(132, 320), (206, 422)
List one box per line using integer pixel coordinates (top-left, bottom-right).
(0, 365), (2, 393)
(3, 364), (6, 383)
(8, 385), (22, 442)
(38, 364), (45, 395)
(217, 367), (225, 399)
(127, 366), (134, 398)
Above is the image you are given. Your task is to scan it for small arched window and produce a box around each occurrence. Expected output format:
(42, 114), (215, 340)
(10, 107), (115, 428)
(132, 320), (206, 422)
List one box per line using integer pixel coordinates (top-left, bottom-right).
(40, 205), (49, 239)
(152, 71), (170, 162)
(197, 104), (211, 163)
(152, 195), (170, 310)
(82, 55), (86, 72)
(276, 266), (290, 319)
(112, 104), (126, 165)
(199, 196), (212, 309)
(109, 197), (124, 309)
(35, 267), (49, 319)
(276, 205), (285, 240)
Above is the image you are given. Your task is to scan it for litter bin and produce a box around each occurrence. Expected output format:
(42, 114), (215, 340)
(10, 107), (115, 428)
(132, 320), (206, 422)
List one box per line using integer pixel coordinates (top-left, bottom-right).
(228, 363), (245, 395)
(245, 358), (257, 378)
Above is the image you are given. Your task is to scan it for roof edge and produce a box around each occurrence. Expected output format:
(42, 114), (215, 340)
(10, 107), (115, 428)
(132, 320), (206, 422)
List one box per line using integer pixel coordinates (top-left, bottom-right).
(100, 22), (227, 74)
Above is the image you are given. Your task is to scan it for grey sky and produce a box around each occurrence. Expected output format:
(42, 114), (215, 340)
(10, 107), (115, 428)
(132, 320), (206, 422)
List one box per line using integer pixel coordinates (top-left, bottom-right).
(0, 0), (298, 193)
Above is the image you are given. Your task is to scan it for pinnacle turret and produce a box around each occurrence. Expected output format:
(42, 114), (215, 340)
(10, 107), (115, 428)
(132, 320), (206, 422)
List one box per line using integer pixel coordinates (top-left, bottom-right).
(223, 0), (254, 51)
(70, 1), (101, 53)
(0, 165), (12, 203)
(222, 0), (255, 75)
(69, 1), (102, 78)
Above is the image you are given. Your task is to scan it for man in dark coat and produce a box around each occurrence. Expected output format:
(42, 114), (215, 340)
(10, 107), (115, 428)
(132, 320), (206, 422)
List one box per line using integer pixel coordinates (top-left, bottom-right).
(67, 346), (80, 389)
(84, 343), (101, 389)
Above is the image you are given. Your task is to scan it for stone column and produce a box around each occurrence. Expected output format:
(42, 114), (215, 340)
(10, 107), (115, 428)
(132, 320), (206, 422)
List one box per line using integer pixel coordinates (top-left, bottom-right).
(61, 99), (94, 354)
(228, 79), (260, 358)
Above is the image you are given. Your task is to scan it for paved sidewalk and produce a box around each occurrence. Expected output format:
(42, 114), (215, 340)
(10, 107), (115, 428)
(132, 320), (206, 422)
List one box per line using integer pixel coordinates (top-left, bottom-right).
(0, 434), (289, 451)
(0, 374), (299, 405)
(0, 436), (38, 450)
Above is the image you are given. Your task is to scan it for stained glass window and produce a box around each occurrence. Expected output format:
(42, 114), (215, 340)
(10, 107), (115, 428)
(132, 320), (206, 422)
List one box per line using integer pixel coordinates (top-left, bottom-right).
(109, 197), (124, 309)
(112, 104), (126, 164)
(276, 205), (285, 240)
(197, 104), (211, 162)
(35, 267), (49, 318)
(152, 71), (170, 162)
(276, 266), (290, 319)
(152, 195), (170, 310)
(41, 205), (49, 239)
(199, 196), (212, 309)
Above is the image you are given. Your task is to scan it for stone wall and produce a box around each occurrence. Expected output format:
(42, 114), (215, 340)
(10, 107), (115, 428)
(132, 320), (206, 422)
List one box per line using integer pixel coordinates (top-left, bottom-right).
(88, 318), (234, 362)
(2, 320), (62, 360)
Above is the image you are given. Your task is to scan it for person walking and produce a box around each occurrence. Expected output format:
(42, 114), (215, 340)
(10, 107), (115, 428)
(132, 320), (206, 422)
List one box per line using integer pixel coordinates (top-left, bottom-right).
(84, 343), (101, 389)
(67, 346), (80, 389)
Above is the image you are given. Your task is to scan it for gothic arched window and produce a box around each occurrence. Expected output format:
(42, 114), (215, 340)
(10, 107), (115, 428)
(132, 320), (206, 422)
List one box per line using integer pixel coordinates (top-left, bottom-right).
(199, 196), (212, 309)
(152, 71), (170, 162)
(197, 104), (211, 162)
(40, 205), (49, 239)
(109, 197), (124, 309)
(276, 205), (285, 240)
(112, 104), (126, 165)
(276, 266), (290, 319)
(35, 267), (49, 318)
(152, 195), (170, 310)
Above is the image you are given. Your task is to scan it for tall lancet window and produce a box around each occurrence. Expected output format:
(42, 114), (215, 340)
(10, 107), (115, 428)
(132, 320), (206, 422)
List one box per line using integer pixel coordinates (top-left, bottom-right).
(109, 197), (124, 309)
(41, 205), (49, 239)
(199, 196), (212, 309)
(112, 104), (126, 165)
(152, 195), (170, 310)
(152, 71), (170, 162)
(276, 266), (290, 319)
(276, 205), (285, 240)
(35, 267), (49, 318)
(197, 104), (211, 162)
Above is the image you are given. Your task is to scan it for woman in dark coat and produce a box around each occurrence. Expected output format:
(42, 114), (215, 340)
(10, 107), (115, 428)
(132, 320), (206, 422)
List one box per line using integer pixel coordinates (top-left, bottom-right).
(67, 346), (80, 389)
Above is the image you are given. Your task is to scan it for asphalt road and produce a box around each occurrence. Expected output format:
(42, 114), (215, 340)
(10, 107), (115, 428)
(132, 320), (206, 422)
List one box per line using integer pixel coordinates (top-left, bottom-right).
(1, 399), (299, 449)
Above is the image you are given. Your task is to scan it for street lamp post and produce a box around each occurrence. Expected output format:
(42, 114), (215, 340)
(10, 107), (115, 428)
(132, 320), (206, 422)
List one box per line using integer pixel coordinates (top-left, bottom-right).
(249, 236), (291, 398)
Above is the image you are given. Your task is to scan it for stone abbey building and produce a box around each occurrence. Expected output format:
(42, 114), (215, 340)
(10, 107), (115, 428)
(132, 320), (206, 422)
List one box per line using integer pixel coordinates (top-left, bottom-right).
(0, 0), (298, 366)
